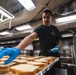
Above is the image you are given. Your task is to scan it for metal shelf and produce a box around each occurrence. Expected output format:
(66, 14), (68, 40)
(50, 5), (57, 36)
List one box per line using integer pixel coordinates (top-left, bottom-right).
(60, 56), (73, 59)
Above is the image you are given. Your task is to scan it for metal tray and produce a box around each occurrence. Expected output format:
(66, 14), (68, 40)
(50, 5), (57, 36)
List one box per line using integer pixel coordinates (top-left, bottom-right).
(0, 58), (59, 75)
(36, 57), (59, 75)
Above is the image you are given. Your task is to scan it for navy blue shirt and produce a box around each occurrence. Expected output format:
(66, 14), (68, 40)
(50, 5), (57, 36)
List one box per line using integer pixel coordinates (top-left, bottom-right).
(33, 25), (62, 55)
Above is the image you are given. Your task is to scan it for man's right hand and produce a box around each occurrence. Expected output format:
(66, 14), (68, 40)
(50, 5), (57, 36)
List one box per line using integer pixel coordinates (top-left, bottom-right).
(0, 47), (20, 64)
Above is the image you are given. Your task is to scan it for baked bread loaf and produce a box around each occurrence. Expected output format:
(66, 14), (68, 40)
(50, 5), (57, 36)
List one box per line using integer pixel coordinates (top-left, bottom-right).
(26, 61), (47, 68)
(0, 62), (15, 74)
(34, 59), (49, 65)
(9, 64), (39, 75)
(26, 61), (47, 72)
(13, 59), (27, 64)
(39, 56), (56, 64)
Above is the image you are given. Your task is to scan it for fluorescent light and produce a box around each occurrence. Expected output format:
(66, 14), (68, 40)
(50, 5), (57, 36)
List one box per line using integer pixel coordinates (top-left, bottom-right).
(16, 25), (32, 31)
(55, 14), (76, 24)
(0, 31), (11, 35)
(0, 10), (11, 18)
(0, 6), (14, 23)
(62, 33), (73, 38)
(18, 0), (36, 11)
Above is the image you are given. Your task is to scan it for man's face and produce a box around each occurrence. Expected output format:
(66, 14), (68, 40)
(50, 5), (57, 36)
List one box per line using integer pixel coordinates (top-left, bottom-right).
(42, 13), (52, 26)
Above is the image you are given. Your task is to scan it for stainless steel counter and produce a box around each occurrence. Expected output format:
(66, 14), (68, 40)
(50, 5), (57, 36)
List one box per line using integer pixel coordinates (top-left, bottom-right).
(49, 68), (67, 75)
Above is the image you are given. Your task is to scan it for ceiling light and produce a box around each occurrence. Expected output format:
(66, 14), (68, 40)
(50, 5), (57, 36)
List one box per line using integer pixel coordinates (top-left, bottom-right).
(0, 6), (14, 23)
(62, 33), (73, 38)
(16, 25), (32, 31)
(0, 31), (11, 35)
(0, 10), (11, 18)
(55, 14), (76, 25)
(18, 0), (36, 11)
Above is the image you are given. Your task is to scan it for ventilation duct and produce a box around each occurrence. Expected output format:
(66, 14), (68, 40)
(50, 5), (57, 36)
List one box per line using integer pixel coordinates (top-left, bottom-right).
(57, 4), (74, 16)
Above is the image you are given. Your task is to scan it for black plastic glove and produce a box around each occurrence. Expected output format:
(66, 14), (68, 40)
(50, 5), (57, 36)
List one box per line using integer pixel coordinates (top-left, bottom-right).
(0, 47), (20, 64)
(50, 45), (59, 53)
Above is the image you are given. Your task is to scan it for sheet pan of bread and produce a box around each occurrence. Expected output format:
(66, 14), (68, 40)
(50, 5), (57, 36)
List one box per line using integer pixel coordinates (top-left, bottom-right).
(0, 55), (59, 75)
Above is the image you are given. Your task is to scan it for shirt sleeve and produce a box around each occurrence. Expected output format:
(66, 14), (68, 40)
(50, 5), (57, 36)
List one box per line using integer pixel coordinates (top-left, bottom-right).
(33, 27), (38, 33)
(33, 26), (41, 37)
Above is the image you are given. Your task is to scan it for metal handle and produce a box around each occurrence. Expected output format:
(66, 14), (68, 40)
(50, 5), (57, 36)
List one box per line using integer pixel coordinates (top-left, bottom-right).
(67, 64), (76, 67)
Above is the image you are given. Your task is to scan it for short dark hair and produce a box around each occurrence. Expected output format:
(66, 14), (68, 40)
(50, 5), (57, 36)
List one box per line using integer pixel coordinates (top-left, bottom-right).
(43, 9), (53, 16)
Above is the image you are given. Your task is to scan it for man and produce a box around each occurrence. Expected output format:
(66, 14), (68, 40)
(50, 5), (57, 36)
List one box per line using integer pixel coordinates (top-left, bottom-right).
(0, 10), (62, 66)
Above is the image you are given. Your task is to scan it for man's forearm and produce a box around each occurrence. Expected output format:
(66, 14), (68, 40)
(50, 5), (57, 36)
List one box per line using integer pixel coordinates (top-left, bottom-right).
(57, 40), (61, 47)
(16, 36), (33, 50)
(16, 32), (37, 51)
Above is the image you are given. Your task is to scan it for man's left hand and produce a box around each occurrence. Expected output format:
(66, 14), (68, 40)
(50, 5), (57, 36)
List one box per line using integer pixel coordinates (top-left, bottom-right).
(50, 45), (59, 53)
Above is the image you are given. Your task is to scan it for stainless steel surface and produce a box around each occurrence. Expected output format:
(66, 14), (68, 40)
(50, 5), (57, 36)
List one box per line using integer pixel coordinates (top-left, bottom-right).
(60, 56), (73, 59)
(33, 50), (40, 56)
(36, 57), (59, 75)
(60, 42), (71, 57)
(60, 41), (74, 64)
(49, 69), (67, 75)
(73, 34), (76, 75)
(73, 35), (76, 64)
(67, 63), (76, 67)
(60, 39), (76, 75)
